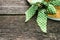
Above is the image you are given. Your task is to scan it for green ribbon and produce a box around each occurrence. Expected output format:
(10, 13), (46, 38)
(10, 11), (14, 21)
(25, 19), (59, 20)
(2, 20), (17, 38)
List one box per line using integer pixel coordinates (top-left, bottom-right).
(25, 0), (60, 33)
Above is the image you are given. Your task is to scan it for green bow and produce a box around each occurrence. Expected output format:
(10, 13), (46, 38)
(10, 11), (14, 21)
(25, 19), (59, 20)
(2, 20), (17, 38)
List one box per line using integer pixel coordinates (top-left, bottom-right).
(25, 0), (60, 33)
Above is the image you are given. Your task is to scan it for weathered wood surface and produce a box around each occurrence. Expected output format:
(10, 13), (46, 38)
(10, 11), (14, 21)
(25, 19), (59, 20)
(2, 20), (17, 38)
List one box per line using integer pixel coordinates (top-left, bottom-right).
(0, 0), (29, 14)
(0, 0), (60, 40)
(0, 16), (60, 40)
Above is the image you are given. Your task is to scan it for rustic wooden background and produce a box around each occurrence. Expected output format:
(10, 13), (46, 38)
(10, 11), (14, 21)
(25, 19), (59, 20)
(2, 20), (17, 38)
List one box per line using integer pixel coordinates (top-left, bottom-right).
(0, 0), (60, 40)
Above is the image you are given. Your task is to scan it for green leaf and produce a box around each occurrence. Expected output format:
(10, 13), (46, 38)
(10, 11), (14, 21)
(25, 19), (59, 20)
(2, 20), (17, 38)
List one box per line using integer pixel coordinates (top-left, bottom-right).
(43, 1), (48, 6)
(47, 4), (56, 14)
(49, 0), (60, 6)
(25, 5), (38, 22)
(36, 9), (47, 33)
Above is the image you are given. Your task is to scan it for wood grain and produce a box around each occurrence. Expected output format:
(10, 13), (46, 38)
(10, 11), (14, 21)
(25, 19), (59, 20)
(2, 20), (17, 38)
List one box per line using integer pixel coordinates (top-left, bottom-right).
(0, 16), (60, 40)
(0, 0), (29, 14)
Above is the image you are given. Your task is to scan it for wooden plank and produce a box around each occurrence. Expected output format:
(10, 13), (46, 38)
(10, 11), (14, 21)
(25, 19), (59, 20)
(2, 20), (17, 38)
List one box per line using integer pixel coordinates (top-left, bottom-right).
(0, 0), (28, 6)
(0, 0), (29, 14)
(0, 6), (29, 14)
(0, 16), (40, 39)
(0, 16), (60, 40)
